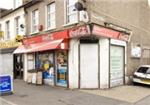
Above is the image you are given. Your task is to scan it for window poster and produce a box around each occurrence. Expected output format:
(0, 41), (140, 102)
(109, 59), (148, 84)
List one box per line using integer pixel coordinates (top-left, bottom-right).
(56, 51), (68, 87)
(36, 52), (54, 85)
(131, 44), (141, 58)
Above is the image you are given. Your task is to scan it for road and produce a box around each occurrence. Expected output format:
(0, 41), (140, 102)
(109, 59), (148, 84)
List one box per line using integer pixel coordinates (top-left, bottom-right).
(0, 80), (149, 105)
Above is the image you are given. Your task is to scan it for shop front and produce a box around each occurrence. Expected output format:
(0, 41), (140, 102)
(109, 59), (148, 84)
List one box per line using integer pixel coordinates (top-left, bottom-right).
(0, 40), (21, 79)
(68, 23), (130, 89)
(13, 30), (69, 87)
(13, 23), (130, 89)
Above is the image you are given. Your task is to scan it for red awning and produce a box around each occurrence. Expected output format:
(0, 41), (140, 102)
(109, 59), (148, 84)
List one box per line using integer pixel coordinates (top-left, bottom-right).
(13, 39), (68, 54)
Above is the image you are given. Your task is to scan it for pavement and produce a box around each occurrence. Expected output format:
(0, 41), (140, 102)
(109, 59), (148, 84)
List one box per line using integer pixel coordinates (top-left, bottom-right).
(81, 85), (150, 103)
(0, 80), (150, 105)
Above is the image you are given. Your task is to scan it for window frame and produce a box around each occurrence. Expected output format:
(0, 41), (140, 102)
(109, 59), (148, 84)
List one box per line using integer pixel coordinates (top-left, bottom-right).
(5, 21), (10, 40)
(65, 0), (78, 24)
(31, 9), (39, 34)
(46, 2), (56, 30)
(15, 16), (20, 35)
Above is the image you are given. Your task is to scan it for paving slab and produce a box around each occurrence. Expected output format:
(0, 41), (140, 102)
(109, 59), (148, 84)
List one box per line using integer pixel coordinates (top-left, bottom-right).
(80, 85), (150, 103)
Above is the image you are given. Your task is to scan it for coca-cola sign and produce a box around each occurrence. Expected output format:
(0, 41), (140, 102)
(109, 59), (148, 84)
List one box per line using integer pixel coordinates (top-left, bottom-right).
(69, 25), (91, 38)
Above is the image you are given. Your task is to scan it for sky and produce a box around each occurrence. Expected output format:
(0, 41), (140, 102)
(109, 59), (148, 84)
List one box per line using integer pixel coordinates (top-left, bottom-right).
(0, 0), (13, 9)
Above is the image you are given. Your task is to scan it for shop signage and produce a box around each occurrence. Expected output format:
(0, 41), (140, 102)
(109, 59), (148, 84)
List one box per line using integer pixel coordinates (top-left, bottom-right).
(92, 25), (130, 42)
(119, 33), (130, 42)
(0, 75), (13, 95)
(0, 31), (4, 38)
(0, 40), (21, 49)
(69, 25), (91, 38)
(131, 44), (141, 58)
(23, 30), (69, 45)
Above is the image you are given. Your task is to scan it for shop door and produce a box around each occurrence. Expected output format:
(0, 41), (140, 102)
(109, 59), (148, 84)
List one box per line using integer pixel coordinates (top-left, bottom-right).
(14, 54), (24, 79)
(80, 44), (99, 88)
(56, 51), (68, 87)
(110, 45), (124, 87)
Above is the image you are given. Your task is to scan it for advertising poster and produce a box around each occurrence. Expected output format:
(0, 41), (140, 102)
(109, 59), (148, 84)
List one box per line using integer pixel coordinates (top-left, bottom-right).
(0, 75), (13, 95)
(56, 51), (68, 87)
(36, 52), (55, 85)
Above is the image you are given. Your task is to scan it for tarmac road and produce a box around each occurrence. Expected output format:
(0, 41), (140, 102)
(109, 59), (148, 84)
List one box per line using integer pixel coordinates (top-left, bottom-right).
(1, 80), (149, 105)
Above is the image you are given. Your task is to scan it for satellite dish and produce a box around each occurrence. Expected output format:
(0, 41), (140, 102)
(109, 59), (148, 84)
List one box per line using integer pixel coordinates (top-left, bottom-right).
(75, 2), (84, 11)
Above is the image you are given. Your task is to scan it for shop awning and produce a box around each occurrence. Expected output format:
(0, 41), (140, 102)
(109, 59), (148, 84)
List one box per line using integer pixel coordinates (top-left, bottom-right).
(13, 39), (68, 54)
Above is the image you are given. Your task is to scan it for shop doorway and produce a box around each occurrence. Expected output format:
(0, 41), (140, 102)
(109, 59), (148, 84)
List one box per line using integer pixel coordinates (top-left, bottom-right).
(79, 38), (99, 89)
(56, 51), (68, 87)
(110, 45), (125, 87)
(14, 54), (23, 79)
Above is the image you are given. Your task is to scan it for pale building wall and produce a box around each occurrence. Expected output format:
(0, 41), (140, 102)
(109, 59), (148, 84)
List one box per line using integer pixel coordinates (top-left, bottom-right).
(68, 39), (79, 89)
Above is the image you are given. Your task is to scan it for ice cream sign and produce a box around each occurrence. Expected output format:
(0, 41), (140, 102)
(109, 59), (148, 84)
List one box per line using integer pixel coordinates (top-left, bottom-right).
(0, 75), (13, 95)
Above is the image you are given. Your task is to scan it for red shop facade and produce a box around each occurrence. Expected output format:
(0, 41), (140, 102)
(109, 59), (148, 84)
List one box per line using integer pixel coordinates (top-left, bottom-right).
(14, 30), (70, 87)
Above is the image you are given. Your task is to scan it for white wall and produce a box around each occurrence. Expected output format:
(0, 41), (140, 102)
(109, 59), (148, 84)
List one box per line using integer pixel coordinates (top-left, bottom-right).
(0, 8), (25, 40)
(68, 39), (79, 89)
(0, 53), (13, 76)
(100, 38), (110, 89)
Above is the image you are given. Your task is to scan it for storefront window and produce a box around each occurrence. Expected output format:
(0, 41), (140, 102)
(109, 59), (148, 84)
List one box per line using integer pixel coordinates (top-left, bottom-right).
(56, 50), (68, 87)
(35, 52), (54, 85)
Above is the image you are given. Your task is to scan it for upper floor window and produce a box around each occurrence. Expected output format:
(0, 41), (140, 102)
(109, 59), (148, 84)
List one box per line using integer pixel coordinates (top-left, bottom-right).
(5, 21), (10, 40)
(32, 9), (39, 33)
(47, 3), (56, 29)
(15, 16), (20, 35)
(66, 0), (78, 24)
(14, 0), (23, 9)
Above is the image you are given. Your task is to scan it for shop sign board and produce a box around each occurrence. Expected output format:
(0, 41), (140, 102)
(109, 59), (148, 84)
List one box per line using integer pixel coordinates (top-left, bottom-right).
(131, 44), (141, 58)
(92, 25), (130, 42)
(0, 40), (21, 49)
(69, 25), (91, 38)
(23, 30), (69, 45)
(0, 31), (4, 37)
(0, 75), (13, 95)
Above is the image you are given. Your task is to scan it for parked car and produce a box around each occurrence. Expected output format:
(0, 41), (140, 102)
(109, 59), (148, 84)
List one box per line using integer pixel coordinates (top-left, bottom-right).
(133, 65), (150, 85)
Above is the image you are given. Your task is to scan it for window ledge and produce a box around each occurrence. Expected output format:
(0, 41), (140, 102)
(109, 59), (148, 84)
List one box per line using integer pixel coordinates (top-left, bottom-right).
(30, 31), (39, 35)
(63, 22), (78, 27)
(44, 27), (56, 32)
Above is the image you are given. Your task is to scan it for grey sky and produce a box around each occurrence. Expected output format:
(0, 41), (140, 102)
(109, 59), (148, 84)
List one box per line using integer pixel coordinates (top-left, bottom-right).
(0, 0), (13, 9)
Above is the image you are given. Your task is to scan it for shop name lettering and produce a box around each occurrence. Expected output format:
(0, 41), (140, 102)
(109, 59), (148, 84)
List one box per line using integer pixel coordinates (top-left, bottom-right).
(0, 41), (21, 48)
(69, 26), (89, 38)
(42, 34), (54, 41)
(0, 82), (10, 88)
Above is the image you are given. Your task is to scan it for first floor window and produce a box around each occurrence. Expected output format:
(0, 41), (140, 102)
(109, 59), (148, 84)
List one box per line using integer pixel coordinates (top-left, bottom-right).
(32, 9), (39, 33)
(66, 0), (78, 24)
(5, 21), (10, 40)
(15, 16), (20, 35)
(47, 3), (56, 29)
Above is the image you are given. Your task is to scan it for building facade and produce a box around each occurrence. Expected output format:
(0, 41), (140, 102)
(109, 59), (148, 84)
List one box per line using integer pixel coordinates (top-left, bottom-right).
(13, 0), (150, 89)
(0, 0), (27, 77)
